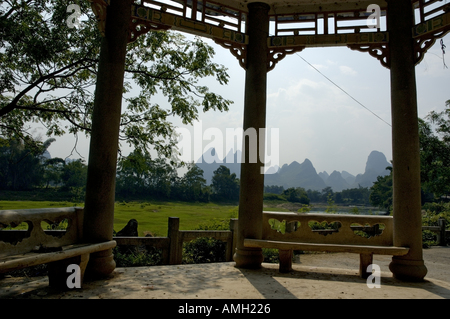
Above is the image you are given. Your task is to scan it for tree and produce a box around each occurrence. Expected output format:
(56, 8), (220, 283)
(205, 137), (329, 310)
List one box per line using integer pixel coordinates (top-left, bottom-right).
(42, 157), (65, 188)
(339, 187), (371, 205)
(0, 1), (232, 160)
(178, 164), (208, 202)
(282, 187), (310, 205)
(306, 189), (321, 203)
(61, 159), (87, 189)
(211, 165), (239, 201)
(264, 185), (284, 194)
(321, 187), (334, 203)
(370, 167), (393, 212)
(0, 136), (54, 190)
(115, 149), (178, 199)
(419, 102), (450, 199)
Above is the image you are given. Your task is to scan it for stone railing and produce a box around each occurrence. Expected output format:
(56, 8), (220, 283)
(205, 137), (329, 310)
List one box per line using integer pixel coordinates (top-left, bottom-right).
(262, 212), (395, 246)
(0, 207), (84, 257)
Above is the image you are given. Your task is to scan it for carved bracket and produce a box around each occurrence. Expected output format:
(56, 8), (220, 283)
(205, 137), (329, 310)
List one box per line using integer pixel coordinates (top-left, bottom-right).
(414, 29), (450, 65)
(268, 47), (305, 72)
(214, 40), (306, 72)
(413, 11), (450, 65)
(347, 43), (390, 69)
(214, 39), (247, 69)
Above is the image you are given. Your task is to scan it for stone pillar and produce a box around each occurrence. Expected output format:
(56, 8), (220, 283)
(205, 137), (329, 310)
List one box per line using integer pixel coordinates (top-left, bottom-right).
(387, 0), (427, 281)
(83, 0), (132, 278)
(234, 2), (270, 269)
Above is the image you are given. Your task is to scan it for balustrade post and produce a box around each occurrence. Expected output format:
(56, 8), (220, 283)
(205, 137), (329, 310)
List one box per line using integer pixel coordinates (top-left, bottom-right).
(228, 218), (238, 261)
(168, 217), (182, 264)
(438, 217), (447, 246)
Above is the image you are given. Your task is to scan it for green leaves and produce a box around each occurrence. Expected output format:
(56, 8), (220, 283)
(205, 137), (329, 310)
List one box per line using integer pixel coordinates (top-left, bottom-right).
(419, 103), (450, 199)
(211, 165), (239, 201)
(1, 1), (232, 161)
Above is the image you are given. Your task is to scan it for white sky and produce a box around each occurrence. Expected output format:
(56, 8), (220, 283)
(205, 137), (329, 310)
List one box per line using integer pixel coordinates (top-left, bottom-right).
(46, 32), (450, 177)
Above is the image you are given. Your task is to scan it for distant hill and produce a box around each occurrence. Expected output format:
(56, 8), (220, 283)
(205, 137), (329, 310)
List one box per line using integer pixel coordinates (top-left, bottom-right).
(325, 170), (351, 192)
(264, 159), (326, 191)
(196, 148), (241, 185)
(351, 150), (391, 188)
(196, 149), (391, 192)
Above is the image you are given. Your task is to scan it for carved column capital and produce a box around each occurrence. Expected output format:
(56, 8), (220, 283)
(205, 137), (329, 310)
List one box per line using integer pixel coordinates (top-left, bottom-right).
(268, 47), (305, 72)
(214, 39), (248, 70)
(348, 43), (390, 69)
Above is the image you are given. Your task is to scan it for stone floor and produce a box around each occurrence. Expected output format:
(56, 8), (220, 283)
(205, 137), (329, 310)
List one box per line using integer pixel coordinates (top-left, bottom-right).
(1, 246), (449, 300)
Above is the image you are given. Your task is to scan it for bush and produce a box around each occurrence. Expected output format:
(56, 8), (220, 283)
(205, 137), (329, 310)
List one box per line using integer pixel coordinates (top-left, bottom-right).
(263, 193), (286, 201)
(421, 202), (450, 248)
(183, 237), (227, 264)
(262, 248), (279, 263)
(113, 246), (162, 267)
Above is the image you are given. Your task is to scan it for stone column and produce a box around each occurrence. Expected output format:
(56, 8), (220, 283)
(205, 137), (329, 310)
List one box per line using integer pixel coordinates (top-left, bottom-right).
(83, 0), (132, 278)
(387, 0), (427, 281)
(234, 2), (270, 269)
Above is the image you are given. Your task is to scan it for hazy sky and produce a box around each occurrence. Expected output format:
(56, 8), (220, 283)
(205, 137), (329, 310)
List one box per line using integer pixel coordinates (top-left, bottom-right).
(46, 31), (450, 177)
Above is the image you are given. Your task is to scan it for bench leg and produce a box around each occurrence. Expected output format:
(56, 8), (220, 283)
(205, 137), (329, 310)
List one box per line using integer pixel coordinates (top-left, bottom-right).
(279, 249), (293, 273)
(359, 253), (373, 279)
(48, 254), (89, 289)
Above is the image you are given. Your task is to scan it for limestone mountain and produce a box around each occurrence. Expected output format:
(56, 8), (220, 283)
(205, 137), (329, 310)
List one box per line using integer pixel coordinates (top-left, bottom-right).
(263, 159), (327, 191)
(341, 170), (356, 185)
(196, 149), (391, 192)
(351, 150), (391, 188)
(325, 170), (351, 192)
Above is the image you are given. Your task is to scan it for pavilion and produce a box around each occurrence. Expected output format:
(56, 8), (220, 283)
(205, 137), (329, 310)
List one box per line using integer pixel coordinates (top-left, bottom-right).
(83, 0), (450, 281)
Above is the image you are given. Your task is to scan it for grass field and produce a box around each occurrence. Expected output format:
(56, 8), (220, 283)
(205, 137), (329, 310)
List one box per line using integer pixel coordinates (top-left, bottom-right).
(0, 200), (239, 237)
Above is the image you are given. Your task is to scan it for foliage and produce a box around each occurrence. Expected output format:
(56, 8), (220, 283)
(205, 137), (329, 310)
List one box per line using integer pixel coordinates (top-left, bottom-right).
(282, 187), (310, 205)
(422, 202), (450, 228)
(0, 0), (231, 160)
(0, 137), (55, 190)
(297, 204), (312, 213)
(113, 246), (162, 267)
(370, 100), (450, 209)
(183, 237), (227, 264)
(262, 248), (280, 263)
(172, 163), (209, 202)
(116, 149), (178, 199)
(182, 215), (235, 264)
(263, 193), (286, 201)
(264, 185), (284, 195)
(337, 187), (371, 206)
(419, 102), (450, 198)
(421, 202), (450, 247)
(61, 159), (87, 189)
(325, 193), (337, 213)
(210, 165), (239, 201)
(369, 168), (393, 213)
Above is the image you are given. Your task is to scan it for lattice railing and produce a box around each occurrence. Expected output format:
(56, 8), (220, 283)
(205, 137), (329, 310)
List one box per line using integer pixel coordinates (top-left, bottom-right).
(413, 0), (450, 24)
(272, 8), (387, 37)
(136, 0), (247, 33)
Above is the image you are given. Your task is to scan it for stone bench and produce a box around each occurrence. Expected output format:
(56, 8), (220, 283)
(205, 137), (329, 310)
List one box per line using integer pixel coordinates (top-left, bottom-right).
(0, 207), (116, 288)
(243, 212), (409, 278)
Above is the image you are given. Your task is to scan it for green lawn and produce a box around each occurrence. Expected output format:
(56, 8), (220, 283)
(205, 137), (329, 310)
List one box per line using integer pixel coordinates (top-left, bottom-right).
(0, 200), (238, 237)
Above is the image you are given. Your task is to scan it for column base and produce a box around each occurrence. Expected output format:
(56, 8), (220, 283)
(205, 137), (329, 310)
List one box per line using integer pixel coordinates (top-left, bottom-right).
(389, 256), (427, 282)
(85, 248), (116, 279)
(234, 248), (264, 269)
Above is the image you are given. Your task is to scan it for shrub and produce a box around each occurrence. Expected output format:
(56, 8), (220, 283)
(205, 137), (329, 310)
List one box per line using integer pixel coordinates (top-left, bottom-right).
(113, 246), (162, 267)
(183, 237), (227, 264)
